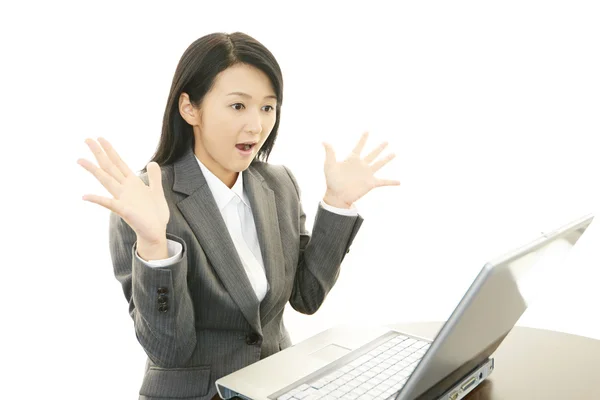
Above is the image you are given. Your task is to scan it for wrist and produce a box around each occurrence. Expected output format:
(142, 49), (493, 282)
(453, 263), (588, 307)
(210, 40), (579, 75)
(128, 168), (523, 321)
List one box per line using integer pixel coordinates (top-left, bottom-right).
(323, 190), (352, 209)
(137, 235), (168, 261)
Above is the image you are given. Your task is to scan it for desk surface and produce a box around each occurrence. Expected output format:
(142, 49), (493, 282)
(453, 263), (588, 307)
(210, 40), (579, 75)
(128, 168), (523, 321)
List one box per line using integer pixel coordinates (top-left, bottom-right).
(391, 321), (600, 399)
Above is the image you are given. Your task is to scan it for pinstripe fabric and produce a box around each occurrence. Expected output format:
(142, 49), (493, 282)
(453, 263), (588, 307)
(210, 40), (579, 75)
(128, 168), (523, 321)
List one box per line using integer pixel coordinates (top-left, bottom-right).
(108, 146), (363, 399)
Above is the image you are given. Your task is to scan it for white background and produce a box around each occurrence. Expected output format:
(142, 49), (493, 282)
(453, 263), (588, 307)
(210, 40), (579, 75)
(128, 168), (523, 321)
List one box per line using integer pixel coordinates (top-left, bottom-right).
(2, 1), (599, 398)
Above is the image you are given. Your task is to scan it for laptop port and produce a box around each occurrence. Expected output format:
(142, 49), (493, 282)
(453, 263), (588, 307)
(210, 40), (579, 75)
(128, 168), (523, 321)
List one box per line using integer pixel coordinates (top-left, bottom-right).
(449, 391), (459, 400)
(461, 376), (478, 391)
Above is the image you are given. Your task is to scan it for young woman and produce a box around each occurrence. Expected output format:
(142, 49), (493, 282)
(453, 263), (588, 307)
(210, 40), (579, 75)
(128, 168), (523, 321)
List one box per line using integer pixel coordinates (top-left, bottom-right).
(78, 32), (400, 400)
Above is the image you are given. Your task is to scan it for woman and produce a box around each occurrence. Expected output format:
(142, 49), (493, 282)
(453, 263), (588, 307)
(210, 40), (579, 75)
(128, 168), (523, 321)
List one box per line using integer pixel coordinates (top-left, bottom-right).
(78, 32), (400, 400)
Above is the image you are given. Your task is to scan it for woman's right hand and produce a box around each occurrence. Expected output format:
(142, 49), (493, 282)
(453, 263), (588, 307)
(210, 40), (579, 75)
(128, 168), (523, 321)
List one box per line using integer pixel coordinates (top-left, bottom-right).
(77, 137), (170, 245)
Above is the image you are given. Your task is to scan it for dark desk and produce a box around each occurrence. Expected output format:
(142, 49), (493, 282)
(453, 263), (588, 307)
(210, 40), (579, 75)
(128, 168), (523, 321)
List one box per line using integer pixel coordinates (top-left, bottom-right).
(392, 321), (600, 399)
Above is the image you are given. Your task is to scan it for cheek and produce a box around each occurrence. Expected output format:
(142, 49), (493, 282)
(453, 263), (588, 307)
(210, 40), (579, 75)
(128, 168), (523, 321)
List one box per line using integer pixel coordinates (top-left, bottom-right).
(262, 117), (277, 137)
(204, 118), (237, 145)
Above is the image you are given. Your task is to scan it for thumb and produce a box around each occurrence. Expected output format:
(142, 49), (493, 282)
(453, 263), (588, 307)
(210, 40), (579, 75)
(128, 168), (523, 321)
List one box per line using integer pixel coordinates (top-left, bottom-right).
(147, 162), (163, 192)
(322, 142), (336, 167)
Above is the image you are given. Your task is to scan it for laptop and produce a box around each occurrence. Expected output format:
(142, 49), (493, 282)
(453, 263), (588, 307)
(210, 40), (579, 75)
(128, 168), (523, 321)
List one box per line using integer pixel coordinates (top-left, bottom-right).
(216, 213), (594, 400)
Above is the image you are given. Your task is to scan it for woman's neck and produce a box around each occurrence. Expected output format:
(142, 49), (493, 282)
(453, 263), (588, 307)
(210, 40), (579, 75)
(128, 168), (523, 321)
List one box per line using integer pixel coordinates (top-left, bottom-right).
(194, 147), (237, 189)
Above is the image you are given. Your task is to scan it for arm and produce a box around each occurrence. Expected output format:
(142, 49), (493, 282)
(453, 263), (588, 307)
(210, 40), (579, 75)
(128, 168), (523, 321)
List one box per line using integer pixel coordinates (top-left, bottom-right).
(109, 212), (196, 367)
(283, 166), (363, 315)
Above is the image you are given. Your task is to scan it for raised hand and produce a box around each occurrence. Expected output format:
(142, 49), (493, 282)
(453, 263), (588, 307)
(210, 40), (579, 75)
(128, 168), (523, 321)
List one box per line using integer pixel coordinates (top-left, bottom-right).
(322, 132), (401, 208)
(77, 137), (170, 245)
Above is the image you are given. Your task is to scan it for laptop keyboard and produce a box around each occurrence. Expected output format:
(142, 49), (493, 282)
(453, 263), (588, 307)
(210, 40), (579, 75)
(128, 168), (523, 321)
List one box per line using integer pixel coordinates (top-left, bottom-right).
(276, 334), (430, 400)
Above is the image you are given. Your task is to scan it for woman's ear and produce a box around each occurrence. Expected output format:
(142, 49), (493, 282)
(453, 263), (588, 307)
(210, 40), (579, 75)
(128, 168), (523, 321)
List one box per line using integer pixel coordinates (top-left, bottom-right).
(179, 92), (199, 126)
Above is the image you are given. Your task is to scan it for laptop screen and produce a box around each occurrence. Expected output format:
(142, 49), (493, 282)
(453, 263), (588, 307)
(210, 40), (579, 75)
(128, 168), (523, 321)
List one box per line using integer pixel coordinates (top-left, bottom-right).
(397, 214), (594, 400)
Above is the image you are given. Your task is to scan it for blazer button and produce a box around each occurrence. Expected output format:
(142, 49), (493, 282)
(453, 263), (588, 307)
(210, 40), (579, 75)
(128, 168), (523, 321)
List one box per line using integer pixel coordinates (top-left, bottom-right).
(157, 295), (168, 304)
(346, 248), (351, 254)
(158, 304), (168, 313)
(157, 287), (168, 295)
(245, 332), (261, 345)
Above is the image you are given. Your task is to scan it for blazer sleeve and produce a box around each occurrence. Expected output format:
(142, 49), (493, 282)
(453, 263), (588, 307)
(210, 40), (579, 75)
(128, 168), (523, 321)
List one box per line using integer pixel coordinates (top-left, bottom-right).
(108, 211), (197, 368)
(283, 166), (363, 315)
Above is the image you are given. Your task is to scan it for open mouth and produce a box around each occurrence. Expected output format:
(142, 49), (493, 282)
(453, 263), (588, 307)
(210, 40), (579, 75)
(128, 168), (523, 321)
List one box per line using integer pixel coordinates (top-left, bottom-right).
(236, 142), (256, 151)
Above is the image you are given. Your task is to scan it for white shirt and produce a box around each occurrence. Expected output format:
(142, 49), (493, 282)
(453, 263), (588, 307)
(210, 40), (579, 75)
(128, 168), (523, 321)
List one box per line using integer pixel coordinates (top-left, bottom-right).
(136, 157), (358, 301)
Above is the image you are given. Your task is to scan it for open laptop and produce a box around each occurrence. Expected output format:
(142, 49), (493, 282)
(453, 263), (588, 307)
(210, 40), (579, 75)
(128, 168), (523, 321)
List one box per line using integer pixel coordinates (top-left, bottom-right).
(216, 213), (594, 400)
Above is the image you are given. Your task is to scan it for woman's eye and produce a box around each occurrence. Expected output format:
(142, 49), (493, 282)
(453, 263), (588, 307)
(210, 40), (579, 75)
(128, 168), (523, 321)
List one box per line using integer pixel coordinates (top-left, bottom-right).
(231, 103), (274, 112)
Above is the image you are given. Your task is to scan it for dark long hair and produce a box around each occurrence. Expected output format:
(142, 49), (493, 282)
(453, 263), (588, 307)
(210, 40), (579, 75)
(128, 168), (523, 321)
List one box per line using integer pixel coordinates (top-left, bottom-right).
(139, 32), (284, 174)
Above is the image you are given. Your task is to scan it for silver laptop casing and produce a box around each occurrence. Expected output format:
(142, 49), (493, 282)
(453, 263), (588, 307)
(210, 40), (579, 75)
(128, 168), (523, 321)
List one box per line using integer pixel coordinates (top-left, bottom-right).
(216, 213), (594, 400)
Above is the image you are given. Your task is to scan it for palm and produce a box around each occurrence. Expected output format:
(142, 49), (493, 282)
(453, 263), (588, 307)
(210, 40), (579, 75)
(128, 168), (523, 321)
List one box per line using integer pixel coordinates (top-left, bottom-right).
(77, 137), (170, 244)
(118, 174), (170, 242)
(323, 132), (400, 206)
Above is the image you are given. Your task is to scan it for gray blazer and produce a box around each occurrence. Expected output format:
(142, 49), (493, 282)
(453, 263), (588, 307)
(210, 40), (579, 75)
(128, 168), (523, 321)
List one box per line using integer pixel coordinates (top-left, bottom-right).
(108, 146), (363, 400)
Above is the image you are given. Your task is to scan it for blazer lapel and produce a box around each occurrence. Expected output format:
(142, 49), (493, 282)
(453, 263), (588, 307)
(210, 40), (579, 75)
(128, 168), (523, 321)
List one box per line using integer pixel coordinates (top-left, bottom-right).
(244, 166), (286, 327)
(172, 147), (261, 334)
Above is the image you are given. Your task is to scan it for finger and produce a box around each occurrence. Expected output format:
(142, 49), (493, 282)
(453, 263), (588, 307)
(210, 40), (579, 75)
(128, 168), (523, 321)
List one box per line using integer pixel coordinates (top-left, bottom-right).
(147, 162), (163, 192)
(370, 153), (396, 172)
(322, 142), (337, 167)
(97, 137), (134, 179)
(374, 179), (401, 188)
(351, 131), (369, 156)
(81, 194), (122, 214)
(364, 141), (388, 164)
(85, 138), (126, 184)
(77, 158), (122, 197)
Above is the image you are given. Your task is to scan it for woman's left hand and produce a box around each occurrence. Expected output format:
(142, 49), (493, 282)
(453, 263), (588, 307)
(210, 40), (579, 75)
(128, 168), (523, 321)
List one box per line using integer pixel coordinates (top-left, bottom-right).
(322, 132), (401, 208)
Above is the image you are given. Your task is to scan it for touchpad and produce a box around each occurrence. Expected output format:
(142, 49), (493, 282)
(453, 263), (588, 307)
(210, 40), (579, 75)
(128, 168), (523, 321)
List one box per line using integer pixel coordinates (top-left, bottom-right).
(309, 344), (352, 363)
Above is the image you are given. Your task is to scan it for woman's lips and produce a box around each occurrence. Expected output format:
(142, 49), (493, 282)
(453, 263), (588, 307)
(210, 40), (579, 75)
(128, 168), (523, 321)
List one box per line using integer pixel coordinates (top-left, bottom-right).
(236, 143), (255, 156)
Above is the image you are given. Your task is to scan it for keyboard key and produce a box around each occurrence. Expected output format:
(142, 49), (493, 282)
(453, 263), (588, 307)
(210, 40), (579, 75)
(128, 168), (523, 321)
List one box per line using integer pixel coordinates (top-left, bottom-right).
(294, 391), (310, 399)
(350, 355), (372, 367)
(328, 389), (346, 398)
(310, 379), (328, 389)
(303, 395), (320, 400)
(322, 382), (340, 392)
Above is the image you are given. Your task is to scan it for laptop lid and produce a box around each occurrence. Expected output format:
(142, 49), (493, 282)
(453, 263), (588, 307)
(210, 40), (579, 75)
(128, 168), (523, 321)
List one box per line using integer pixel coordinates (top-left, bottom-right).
(396, 213), (594, 400)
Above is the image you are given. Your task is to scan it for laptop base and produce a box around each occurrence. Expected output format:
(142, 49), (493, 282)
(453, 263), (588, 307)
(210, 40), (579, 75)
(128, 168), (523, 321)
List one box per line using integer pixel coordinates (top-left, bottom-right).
(434, 358), (494, 400)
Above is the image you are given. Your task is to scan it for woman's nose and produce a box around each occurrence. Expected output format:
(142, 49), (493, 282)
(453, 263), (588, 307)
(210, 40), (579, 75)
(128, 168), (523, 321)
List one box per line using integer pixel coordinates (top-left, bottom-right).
(244, 111), (263, 135)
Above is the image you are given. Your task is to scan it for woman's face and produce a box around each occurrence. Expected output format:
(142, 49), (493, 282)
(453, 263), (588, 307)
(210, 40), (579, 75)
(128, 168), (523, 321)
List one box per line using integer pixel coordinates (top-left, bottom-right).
(180, 63), (278, 187)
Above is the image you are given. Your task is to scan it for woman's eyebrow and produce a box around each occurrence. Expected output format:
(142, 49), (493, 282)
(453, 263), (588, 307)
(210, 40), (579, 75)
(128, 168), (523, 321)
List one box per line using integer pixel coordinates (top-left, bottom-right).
(226, 91), (277, 100)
